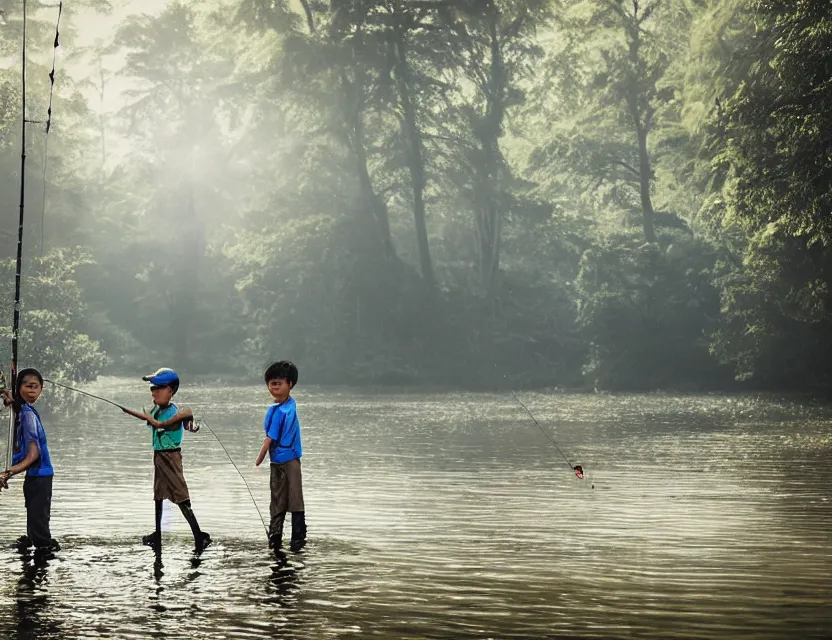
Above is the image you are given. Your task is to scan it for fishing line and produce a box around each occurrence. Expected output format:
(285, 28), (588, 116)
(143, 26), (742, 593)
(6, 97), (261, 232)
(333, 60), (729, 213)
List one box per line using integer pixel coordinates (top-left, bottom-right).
(40, 1), (62, 257)
(39, 136), (48, 257)
(511, 390), (586, 482)
(44, 378), (126, 409)
(196, 418), (269, 537)
(40, 380), (270, 535)
(45, 2), (63, 137)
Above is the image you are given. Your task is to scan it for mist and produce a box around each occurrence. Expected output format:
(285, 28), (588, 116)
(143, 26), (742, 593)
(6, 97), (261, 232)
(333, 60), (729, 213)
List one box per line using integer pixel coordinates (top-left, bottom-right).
(0, 0), (829, 391)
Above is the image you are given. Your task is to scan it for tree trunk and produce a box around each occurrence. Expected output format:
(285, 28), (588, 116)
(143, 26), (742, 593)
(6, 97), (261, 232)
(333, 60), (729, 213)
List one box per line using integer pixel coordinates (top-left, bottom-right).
(298, 0), (315, 34)
(354, 131), (396, 261)
(392, 28), (436, 289)
(475, 9), (506, 295)
(626, 8), (657, 245)
(342, 69), (397, 261)
(171, 182), (202, 370)
(634, 116), (656, 244)
(476, 192), (502, 294)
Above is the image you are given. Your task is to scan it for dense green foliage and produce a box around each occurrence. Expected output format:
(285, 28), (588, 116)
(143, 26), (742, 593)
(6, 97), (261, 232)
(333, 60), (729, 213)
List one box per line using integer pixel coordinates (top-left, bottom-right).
(0, 0), (829, 389)
(0, 249), (106, 381)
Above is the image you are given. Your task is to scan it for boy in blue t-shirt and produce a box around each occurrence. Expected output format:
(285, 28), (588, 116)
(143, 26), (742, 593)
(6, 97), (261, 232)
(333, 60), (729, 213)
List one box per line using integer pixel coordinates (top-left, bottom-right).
(0, 367), (60, 555)
(255, 361), (306, 552)
(122, 368), (211, 554)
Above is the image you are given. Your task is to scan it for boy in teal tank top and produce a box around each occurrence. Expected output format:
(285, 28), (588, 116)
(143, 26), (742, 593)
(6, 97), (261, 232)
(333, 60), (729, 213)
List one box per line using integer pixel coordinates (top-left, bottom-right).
(122, 368), (211, 554)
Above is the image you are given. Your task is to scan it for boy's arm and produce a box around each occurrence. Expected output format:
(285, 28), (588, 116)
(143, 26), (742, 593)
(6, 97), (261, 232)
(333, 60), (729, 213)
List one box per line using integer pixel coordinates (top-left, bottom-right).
(122, 407), (152, 422)
(0, 441), (40, 489)
(0, 412), (40, 490)
(155, 406), (194, 431)
(121, 406), (193, 430)
(255, 437), (272, 467)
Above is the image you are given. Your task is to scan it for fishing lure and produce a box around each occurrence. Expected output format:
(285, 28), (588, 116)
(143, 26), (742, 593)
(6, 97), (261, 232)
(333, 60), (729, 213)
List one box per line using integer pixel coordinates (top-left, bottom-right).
(511, 391), (590, 484)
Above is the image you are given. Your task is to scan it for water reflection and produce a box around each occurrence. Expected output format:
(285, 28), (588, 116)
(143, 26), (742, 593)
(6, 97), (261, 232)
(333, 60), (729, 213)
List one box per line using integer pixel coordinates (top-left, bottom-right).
(13, 550), (62, 640)
(0, 383), (828, 639)
(266, 551), (302, 607)
(151, 549), (164, 599)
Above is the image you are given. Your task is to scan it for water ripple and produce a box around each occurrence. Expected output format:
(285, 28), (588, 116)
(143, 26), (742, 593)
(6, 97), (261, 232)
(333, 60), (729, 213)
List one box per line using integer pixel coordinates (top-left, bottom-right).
(0, 382), (829, 638)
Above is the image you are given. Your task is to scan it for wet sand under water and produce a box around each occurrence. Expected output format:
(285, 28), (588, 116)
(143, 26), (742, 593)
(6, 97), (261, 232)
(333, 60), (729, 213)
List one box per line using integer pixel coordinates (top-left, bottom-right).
(0, 380), (830, 639)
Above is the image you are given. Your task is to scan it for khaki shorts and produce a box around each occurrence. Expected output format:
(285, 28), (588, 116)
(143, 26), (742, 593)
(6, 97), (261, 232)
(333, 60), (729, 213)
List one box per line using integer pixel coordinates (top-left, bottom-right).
(153, 449), (190, 503)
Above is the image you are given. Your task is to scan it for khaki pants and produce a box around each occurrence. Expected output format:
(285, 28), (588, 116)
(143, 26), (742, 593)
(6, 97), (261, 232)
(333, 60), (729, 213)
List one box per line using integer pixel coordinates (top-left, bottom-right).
(269, 459), (304, 538)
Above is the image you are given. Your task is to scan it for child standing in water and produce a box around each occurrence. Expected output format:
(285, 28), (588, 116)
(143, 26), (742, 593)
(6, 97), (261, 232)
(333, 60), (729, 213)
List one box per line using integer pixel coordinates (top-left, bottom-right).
(0, 368), (60, 555)
(122, 368), (211, 554)
(255, 361), (307, 552)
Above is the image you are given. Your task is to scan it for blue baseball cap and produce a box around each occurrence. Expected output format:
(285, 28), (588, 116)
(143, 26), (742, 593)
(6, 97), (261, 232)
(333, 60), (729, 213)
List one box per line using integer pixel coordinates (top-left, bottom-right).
(141, 368), (180, 387)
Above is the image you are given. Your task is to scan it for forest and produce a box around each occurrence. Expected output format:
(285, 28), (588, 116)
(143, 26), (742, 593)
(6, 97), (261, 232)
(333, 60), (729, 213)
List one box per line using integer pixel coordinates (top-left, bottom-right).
(0, 0), (829, 391)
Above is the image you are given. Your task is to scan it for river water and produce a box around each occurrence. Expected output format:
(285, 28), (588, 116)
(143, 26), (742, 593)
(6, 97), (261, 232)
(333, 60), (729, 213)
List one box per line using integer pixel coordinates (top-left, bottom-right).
(0, 379), (830, 639)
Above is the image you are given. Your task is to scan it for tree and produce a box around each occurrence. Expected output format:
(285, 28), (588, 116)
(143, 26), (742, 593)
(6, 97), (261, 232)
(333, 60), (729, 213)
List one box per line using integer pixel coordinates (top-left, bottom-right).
(384, 0), (440, 288)
(237, 0), (404, 266)
(0, 249), (106, 382)
(316, 0), (449, 288)
(530, 0), (696, 243)
(437, 0), (548, 294)
(707, 0), (832, 386)
(90, 2), (238, 370)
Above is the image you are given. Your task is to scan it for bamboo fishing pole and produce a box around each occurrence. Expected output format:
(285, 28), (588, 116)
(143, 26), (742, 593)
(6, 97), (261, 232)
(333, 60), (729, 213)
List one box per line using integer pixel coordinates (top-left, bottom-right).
(7, 0), (28, 469)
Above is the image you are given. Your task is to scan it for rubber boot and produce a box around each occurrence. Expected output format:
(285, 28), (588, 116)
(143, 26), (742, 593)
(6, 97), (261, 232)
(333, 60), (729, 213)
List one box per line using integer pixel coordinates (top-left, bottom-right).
(142, 532), (161, 548)
(269, 518), (284, 551)
(289, 512), (307, 552)
(14, 535), (31, 552)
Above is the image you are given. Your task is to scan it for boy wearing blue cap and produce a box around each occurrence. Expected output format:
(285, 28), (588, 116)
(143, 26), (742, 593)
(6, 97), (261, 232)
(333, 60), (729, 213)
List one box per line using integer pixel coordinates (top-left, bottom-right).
(255, 361), (307, 552)
(122, 368), (211, 553)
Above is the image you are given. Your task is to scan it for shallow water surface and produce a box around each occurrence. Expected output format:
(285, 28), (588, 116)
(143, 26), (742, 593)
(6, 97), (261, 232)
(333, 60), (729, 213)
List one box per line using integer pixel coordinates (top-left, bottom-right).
(0, 380), (830, 639)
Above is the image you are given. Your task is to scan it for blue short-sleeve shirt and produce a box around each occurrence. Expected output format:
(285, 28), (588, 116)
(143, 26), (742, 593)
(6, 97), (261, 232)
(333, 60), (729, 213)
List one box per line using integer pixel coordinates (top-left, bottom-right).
(12, 404), (53, 477)
(264, 397), (302, 464)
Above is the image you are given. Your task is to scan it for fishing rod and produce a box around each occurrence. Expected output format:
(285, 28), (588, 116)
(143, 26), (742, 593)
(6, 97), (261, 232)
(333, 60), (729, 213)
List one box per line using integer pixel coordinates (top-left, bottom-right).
(41, 379), (270, 535)
(511, 391), (590, 485)
(6, 0), (63, 468)
(45, 378), (126, 409)
(8, 0), (30, 470)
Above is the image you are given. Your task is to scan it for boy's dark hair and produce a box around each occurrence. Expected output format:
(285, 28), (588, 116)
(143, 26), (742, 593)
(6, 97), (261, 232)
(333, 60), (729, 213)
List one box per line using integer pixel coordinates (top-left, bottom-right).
(264, 361), (298, 386)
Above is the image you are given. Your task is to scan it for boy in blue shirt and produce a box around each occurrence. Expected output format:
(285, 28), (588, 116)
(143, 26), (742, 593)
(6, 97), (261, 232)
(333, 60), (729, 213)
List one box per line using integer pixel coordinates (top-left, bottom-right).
(122, 368), (211, 554)
(0, 368), (60, 555)
(255, 361), (307, 552)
